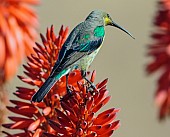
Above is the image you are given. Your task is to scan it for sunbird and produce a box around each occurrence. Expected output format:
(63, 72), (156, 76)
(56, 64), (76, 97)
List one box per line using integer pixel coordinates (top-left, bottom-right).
(31, 10), (134, 102)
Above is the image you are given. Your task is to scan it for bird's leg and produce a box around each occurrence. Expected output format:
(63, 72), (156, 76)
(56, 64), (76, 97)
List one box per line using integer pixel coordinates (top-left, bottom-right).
(61, 74), (73, 102)
(66, 73), (72, 95)
(81, 70), (97, 92)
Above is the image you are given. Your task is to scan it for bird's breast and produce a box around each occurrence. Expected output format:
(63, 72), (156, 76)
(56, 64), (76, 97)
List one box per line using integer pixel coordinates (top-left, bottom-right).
(78, 45), (102, 71)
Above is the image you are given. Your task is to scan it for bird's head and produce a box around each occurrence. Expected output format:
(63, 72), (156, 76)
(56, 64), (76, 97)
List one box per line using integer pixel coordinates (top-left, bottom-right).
(86, 10), (134, 39)
(103, 12), (134, 39)
(102, 12), (114, 26)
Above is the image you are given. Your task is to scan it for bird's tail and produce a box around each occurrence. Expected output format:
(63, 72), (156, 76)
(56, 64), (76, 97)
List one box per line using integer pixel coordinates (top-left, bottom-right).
(31, 77), (57, 102)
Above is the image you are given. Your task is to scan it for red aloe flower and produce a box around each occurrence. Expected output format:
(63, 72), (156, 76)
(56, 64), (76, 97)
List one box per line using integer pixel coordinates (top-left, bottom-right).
(0, 0), (39, 82)
(0, 0), (39, 130)
(2, 25), (120, 136)
(44, 80), (120, 137)
(0, 89), (8, 127)
(146, 0), (170, 119)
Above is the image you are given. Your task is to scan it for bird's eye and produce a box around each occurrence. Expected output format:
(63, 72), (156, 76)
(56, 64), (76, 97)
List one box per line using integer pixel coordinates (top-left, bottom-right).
(107, 14), (110, 18)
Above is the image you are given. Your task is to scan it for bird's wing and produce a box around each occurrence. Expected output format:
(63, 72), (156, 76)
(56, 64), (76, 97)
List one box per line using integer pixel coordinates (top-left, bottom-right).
(57, 37), (103, 71)
(50, 22), (83, 76)
(51, 23), (104, 76)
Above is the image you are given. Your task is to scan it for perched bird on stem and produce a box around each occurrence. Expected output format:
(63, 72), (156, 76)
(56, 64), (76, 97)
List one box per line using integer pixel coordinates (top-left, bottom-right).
(31, 10), (134, 102)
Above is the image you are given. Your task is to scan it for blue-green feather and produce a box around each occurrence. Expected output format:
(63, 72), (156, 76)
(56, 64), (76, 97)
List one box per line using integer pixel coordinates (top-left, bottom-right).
(79, 38), (103, 52)
(94, 26), (105, 37)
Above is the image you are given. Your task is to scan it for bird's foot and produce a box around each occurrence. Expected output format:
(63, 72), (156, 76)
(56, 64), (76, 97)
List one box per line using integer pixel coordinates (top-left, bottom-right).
(81, 70), (98, 93)
(84, 77), (98, 93)
(61, 91), (73, 102)
(60, 86), (73, 102)
(66, 85), (72, 95)
(87, 83), (98, 94)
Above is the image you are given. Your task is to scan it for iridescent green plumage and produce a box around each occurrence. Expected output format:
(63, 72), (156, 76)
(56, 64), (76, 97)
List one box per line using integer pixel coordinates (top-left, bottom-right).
(31, 10), (134, 102)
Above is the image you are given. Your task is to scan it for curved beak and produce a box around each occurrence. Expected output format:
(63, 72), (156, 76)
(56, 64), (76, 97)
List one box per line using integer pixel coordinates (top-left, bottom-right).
(111, 21), (135, 39)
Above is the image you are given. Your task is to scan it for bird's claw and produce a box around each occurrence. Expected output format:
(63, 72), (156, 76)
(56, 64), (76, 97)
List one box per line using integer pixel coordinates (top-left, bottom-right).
(87, 83), (98, 93)
(66, 85), (72, 95)
(61, 90), (73, 102)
